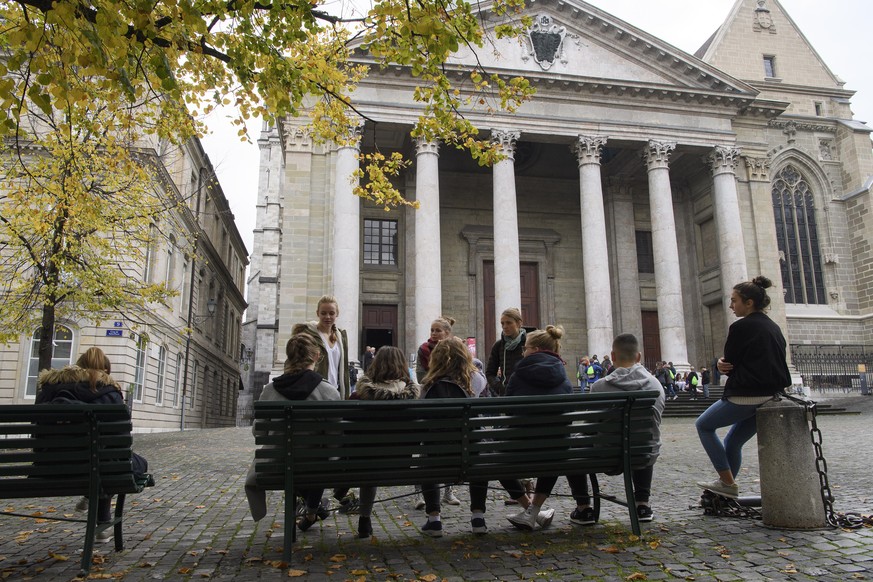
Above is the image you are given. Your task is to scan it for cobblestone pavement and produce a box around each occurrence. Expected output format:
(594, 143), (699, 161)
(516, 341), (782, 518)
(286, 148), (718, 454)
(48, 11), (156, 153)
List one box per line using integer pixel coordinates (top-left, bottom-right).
(2, 396), (871, 581)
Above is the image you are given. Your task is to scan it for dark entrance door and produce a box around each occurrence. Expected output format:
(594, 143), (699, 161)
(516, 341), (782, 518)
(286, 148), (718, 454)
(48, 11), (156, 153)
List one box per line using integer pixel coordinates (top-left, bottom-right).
(483, 262), (540, 359)
(361, 304), (397, 360)
(641, 310), (661, 370)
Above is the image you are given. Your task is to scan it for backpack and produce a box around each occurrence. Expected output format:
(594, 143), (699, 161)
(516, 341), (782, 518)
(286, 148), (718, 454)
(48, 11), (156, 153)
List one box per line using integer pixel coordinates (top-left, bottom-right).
(691, 374), (699, 386)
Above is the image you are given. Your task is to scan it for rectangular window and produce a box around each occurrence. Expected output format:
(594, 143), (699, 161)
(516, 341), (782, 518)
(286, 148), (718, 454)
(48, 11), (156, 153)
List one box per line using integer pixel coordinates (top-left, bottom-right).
(155, 346), (167, 405)
(363, 219), (398, 265)
(174, 352), (183, 408)
(814, 102), (823, 116)
(763, 56), (776, 78)
(635, 230), (655, 274)
(133, 334), (148, 402)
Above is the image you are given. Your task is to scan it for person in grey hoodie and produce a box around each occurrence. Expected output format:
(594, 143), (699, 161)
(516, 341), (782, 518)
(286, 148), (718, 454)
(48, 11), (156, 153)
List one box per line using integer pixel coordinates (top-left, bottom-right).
(576, 333), (666, 524)
(244, 333), (340, 526)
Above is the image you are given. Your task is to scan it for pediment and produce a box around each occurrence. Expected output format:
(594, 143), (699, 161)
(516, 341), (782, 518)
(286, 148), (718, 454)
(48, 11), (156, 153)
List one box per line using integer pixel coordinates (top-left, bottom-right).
(445, 0), (756, 97)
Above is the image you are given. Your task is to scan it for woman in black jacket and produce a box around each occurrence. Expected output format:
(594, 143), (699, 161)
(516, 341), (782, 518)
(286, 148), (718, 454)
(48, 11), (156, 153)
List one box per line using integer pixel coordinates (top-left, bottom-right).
(695, 276), (791, 499)
(485, 307), (526, 396)
(36, 347), (146, 543)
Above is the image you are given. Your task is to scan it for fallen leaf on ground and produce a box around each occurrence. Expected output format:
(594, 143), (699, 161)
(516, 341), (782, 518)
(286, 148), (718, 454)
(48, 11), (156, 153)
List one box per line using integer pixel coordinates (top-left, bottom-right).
(287, 570), (307, 577)
(626, 573), (647, 580)
(328, 554), (347, 563)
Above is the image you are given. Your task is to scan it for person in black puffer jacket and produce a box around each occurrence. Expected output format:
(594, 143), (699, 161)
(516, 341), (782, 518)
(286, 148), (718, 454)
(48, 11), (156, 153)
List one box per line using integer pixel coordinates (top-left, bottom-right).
(36, 347), (148, 543)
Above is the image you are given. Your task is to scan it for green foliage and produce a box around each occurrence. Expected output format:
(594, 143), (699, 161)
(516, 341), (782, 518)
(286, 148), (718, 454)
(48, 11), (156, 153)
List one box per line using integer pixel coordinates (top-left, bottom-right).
(1, 0), (536, 208)
(0, 42), (179, 342)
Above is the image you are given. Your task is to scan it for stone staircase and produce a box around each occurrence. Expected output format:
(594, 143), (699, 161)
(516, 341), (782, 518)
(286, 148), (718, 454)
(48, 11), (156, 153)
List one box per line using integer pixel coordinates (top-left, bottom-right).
(661, 386), (852, 418)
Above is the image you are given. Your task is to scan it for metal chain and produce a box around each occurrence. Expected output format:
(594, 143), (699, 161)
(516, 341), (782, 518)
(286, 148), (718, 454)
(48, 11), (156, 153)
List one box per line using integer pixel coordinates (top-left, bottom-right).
(700, 392), (871, 528)
(777, 391), (872, 529)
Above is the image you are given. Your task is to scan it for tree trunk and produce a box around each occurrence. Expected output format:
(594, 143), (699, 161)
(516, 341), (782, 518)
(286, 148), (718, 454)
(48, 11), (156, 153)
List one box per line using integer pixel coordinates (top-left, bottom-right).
(37, 302), (56, 373)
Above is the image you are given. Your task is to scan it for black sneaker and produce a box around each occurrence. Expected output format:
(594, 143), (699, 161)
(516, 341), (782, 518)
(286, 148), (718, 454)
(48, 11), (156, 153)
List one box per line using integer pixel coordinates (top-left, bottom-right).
(637, 505), (654, 522)
(297, 505), (329, 532)
(471, 517), (487, 535)
(421, 519), (443, 538)
(569, 507), (596, 526)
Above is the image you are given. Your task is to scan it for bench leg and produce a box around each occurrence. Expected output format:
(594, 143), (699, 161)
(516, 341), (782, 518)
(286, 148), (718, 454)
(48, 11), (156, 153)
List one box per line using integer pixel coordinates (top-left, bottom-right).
(283, 492), (295, 562)
(80, 495), (99, 576)
(113, 494), (127, 551)
(590, 474), (601, 523)
(623, 471), (641, 536)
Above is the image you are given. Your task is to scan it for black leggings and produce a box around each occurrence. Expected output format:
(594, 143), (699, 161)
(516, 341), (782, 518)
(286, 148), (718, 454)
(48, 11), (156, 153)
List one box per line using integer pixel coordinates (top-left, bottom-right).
(571, 465), (655, 505)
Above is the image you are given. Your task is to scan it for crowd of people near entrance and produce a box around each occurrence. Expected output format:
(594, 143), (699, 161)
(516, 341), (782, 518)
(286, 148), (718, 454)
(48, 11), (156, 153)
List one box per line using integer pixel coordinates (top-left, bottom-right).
(30, 277), (789, 543)
(238, 277), (790, 539)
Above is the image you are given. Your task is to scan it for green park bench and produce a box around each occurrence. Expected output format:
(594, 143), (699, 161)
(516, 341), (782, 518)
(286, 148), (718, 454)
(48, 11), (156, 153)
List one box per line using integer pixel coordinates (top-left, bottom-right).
(0, 404), (154, 576)
(253, 390), (661, 561)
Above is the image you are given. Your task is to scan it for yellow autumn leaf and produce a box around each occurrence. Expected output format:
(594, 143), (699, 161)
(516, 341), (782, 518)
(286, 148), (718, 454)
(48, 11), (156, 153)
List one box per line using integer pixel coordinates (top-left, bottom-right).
(626, 573), (647, 581)
(328, 554), (347, 563)
(287, 570), (307, 577)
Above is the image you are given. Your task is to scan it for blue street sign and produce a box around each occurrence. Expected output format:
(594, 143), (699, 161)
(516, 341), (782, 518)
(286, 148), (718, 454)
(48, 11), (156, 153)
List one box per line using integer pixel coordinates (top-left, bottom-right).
(113, 321), (123, 327)
(106, 330), (123, 337)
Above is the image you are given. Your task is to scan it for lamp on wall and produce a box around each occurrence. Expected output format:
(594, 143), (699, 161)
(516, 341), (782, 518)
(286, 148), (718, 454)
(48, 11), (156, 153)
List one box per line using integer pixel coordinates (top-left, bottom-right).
(191, 298), (217, 325)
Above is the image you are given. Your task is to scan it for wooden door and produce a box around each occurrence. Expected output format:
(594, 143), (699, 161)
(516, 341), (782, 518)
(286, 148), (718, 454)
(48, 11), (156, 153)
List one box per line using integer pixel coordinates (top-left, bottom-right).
(641, 310), (661, 370)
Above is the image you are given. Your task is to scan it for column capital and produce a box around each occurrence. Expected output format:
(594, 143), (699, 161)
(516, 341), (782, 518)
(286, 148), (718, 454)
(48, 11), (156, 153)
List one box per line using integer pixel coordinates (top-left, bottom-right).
(491, 129), (521, 159)
(707, 145), (741, 176)
(414, 137), (440, 156)
(743, 155), (772, 182)
(642, 140), (676, 170)
(283, 126), (312, 152)
(336, 119), (365, 151)
(573, 135), (608, 167)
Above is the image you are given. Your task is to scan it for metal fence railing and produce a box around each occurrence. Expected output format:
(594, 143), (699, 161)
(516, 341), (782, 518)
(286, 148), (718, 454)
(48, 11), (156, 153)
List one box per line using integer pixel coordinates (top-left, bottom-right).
(791, 344), (873, 393)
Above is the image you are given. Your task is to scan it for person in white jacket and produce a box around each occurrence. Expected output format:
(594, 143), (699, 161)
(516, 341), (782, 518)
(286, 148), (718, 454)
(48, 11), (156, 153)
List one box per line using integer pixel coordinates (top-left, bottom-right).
(244, 333), (340, 526)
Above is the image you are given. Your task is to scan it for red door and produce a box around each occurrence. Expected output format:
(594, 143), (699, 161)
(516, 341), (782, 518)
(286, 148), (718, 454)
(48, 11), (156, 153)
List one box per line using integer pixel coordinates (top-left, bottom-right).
(641, 310), (661, 370)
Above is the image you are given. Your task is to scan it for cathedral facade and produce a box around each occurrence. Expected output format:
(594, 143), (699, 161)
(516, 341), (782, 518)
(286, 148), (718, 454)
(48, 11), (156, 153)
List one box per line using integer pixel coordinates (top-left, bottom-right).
(241, 0), (873, 401)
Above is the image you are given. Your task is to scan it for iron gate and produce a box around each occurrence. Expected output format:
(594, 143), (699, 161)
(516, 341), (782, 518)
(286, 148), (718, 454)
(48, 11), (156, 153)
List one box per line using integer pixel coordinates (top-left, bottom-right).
(790, 344), (873, 392)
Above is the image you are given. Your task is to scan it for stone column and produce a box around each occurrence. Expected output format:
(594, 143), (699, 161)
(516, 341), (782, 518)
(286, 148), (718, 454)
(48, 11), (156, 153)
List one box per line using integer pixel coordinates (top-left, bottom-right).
(414, 138), (442, 344)
(709, 146), (748, 325)
(492, 129), (522, 327)
(574, 136), (613, 354)
(332, 122), (363, 365)
(643, 140), (688, 368)
(607, 176), (643, 342)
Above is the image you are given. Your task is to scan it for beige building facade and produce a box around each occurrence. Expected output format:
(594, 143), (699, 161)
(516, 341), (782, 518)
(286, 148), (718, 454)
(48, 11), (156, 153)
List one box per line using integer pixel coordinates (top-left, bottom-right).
(0, 137), (249, 433)
(242, 0), (873, 400)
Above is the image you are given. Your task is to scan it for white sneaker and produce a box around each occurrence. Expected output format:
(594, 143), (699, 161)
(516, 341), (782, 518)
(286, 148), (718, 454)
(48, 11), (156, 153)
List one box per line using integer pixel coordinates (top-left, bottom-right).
(442, 486), (461, 506)
(536, 507), (555, 529)
(75, 496), (89, 513)
(696, 478), (739, 499)
(507, 506), (538, 531)
(95, 528), (113, 543)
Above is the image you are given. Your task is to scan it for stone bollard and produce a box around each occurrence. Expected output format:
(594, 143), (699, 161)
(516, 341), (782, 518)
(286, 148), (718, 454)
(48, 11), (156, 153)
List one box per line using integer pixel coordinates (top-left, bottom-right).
(757, 399), (827, 529)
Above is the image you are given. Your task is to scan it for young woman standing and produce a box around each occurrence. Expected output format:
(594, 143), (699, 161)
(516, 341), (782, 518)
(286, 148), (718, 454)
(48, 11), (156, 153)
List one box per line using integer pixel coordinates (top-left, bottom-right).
(293, 295), (351, 399)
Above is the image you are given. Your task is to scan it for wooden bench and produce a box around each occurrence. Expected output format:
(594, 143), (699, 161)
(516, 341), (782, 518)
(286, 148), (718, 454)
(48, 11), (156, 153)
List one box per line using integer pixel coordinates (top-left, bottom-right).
(0, 404), (154, 576)
(253, 390), (661, 560)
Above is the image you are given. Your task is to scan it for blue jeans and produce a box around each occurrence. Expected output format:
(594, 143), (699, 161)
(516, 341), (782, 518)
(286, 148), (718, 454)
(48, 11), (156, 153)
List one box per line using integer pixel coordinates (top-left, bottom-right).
(695, 399), (760, 478)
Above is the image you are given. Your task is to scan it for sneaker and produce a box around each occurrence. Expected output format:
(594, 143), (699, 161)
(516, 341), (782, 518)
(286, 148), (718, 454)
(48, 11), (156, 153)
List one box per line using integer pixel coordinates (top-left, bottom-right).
(357, 516), (372, 539)
(421, 519), (443, 538)
(75, 497), (89, 513)
(442, 486), (461, 506)
(470, 517), (487, 535)
(95, 528), (113, 543)
(507, 506), (538, 531)
(536, 507), (555, 529)
(636, 505), (654, 522)
(696, 479), (739, 499)
(297, 505), (330, 532)
(414, 498), (426, 510)
(338, 492), (359, 515)
(569, 506), (596, 526)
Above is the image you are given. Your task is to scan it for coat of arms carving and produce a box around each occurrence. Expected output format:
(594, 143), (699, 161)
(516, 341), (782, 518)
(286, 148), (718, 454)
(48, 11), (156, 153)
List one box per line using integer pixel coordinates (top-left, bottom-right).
(525, 14), (566, 71)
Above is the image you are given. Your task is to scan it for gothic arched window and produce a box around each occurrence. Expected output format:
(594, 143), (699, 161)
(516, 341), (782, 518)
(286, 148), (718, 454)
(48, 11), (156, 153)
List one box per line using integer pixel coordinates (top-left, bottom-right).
(772, 164), (825, 304)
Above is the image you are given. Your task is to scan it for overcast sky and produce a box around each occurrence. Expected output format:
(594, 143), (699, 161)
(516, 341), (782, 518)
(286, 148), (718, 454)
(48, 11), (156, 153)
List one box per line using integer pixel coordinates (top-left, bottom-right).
(201, 0), (873, 256)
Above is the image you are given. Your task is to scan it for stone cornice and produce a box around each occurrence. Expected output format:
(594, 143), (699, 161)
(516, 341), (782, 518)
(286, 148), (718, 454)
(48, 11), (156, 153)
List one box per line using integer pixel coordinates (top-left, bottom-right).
(768, 118), (837, 134)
